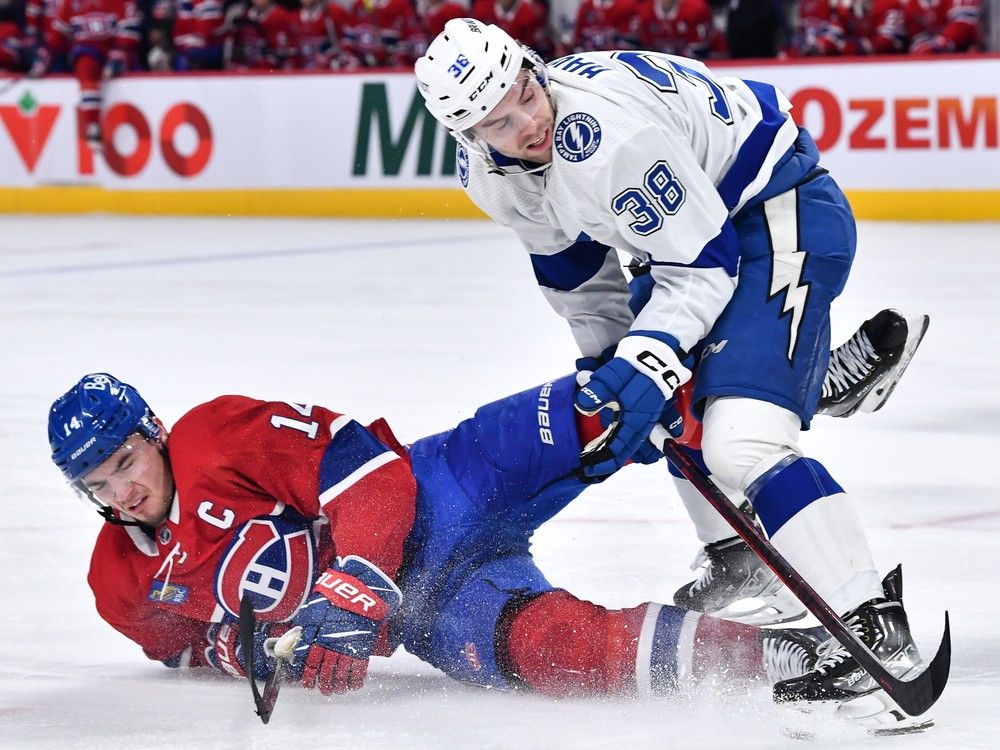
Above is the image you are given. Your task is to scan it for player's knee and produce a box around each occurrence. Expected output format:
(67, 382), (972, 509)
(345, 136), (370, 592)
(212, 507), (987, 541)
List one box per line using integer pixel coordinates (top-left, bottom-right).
(700, 397), (802, 491)
(501, 591), (646, 697)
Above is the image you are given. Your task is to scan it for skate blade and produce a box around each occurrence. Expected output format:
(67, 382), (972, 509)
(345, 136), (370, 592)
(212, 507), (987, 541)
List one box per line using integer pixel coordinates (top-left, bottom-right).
(837, 688), (935, 735)
(710, 593), (808, 626)
(780, 692), (934, 738)
(860, 314), (930, 414)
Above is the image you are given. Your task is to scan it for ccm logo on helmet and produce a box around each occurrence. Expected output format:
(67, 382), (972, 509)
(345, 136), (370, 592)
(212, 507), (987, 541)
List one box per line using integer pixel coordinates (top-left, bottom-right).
(469, 71), (495, 101)
(448, 54), (470, 78)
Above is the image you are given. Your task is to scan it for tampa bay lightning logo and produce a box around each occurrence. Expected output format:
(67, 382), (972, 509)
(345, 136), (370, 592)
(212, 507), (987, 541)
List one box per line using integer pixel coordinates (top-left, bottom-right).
(457, 145), (470, 187)
(554, 113), (602, 163)
(215, 515), (315, 622)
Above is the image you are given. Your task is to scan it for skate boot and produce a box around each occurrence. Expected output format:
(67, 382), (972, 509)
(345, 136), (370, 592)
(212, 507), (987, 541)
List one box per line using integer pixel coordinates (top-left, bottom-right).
(674, 517), (808, 626)
(773, 566), (931, 733)
(760, 627), (822, 684)
(818, 309), (930, 417)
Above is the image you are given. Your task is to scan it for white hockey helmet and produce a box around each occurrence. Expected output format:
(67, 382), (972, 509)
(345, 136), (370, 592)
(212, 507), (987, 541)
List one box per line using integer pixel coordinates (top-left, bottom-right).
(415, 18), (533, 133)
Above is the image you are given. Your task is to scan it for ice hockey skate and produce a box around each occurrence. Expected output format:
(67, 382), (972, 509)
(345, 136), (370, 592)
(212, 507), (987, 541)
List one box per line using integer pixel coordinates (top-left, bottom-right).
(772, 566), (932, 734)
(818, 309), (930, 417)
(673, 512), (808, 627)
(760, 627), (822, 684)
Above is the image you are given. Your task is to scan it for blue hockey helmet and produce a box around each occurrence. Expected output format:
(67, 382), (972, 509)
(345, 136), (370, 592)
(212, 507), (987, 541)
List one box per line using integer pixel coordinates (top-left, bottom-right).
(48, 373), (161, 483)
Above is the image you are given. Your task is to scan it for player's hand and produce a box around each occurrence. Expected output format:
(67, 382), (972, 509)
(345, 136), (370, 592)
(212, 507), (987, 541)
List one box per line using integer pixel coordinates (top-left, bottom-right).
(201, 620), (293, 680)
(290, 555), (402, 695)
(575, 334), (690, 478)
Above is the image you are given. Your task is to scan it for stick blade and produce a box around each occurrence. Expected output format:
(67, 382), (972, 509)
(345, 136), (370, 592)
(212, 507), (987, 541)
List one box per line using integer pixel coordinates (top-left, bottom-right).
(886, 611), (951, 717)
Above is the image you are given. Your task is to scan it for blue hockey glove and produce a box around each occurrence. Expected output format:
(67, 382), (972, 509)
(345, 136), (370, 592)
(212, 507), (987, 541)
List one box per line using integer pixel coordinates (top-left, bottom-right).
(290, 555), (402, 695)
(575, 334), (691, 478)
(629, 399), (685, 465)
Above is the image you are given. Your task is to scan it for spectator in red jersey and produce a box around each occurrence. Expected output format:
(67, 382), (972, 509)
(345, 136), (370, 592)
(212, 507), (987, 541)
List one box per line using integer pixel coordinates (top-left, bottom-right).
(342, 0), (422, 68)
(0, 0), (26, 71)
(150, 0), (225, 70)
(25, 0), (70, 73)
(471, 0), (549, 56)
(52, 0), (141, 148)
(792, 0), (906, 56)
(224, 0), (296, 71)
(572, 0), (639, 53)
(637, 0), (723, 59)
(900, 0), (980, 53)
(416, 0), (466, 38)
(295, 0), (355, 68)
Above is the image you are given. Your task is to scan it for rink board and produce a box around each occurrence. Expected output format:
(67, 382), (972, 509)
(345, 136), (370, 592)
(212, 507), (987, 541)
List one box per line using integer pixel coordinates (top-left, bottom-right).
(1, 55), (998, 220)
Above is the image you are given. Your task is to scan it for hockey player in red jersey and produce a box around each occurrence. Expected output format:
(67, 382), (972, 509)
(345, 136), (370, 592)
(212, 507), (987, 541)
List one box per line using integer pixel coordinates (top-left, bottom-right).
(572, 0), (640, 53)
(24, 0), (71, 73)
(0, 0), (25, 71)
(471, 0), (549, 56)
(50, 372), (820, 699)
(898, 0), (980, 53)
(152, 0), (225, 70)
(416, 0), (467, 39)
(637, 0), (723, 59)
(793, 0), (906, 56)
(342, 0), (422, 68)
(49, 0), (140, 148)
(294, 0), (350, 69)
(225, 0), (297, 70)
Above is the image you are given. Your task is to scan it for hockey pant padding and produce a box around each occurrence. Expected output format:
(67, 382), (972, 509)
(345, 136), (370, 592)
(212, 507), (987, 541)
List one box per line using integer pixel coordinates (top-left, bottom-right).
(504, 592), (767, 697)
(747, 455), (882, 614)
(700, 396), (802, 493)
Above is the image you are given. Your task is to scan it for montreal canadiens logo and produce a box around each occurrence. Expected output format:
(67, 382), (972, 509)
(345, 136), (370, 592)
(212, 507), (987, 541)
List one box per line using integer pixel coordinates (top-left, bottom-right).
(457, 146), (470, 187)
(215, 517), (315, 622)
(554, 113), (602, 163)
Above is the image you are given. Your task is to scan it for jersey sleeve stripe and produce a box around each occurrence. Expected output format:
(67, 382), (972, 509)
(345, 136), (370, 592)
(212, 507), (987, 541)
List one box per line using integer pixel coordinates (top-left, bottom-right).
(318, 451), (401, 508)
(716, 80), (799, 213)
(530, 234), (615, 291)
(647, 219), (739, 276)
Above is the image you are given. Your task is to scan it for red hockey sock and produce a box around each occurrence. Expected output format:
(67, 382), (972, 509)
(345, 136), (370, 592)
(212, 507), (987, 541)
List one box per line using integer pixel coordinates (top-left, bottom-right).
(506, 593), (766, 697)
(504, 590), (647, 697)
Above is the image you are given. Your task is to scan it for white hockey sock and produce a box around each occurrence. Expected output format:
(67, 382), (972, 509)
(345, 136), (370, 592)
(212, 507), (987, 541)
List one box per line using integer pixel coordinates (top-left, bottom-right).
(747, 455), (883, 614)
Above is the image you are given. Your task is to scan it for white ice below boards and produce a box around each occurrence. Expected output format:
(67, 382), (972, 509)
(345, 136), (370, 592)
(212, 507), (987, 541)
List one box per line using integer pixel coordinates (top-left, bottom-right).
(1, 215), (997, 749)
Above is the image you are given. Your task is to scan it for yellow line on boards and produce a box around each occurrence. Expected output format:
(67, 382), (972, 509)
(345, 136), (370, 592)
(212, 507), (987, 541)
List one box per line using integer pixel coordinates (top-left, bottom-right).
(2, 187), (999, 221)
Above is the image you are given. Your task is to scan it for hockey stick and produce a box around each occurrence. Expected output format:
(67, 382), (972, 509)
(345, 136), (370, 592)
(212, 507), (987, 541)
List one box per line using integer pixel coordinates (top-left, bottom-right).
(0, 76), (25, 97)
(650, 426), (951, 717)
(239, 595), (293, 724)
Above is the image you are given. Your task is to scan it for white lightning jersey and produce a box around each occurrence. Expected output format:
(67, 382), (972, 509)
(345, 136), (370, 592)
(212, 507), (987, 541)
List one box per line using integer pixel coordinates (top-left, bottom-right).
(462, 51), (799, 358)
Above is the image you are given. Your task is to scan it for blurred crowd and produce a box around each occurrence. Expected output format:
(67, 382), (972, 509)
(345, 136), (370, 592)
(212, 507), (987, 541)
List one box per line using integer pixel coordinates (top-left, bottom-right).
(0, 0), (986, 78)
(0, 0), (985, 144)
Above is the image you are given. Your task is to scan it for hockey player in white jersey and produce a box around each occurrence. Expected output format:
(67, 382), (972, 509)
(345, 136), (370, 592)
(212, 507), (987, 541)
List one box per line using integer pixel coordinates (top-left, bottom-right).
(415, 19), (935, 730)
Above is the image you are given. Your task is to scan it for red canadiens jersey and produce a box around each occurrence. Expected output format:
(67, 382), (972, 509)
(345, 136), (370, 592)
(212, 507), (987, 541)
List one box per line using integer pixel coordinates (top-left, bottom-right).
(573, 0), (640, 53)
(899, 0), (980, 52)
(637, 0), (718, 58)
(1, 21), (24, 69)
(25, 0), (71, 54)
(795, 0), (907, 55)
(344, 0), (422, 67)
(418, 0), (468, 38)
(227, 2), (297, 69)
(55, 0), (140, 53)
(296, 2), (339, 68)
(167, 0), (224, 52)
(471, 0), (549, 54)
(87, 396), (417, 663)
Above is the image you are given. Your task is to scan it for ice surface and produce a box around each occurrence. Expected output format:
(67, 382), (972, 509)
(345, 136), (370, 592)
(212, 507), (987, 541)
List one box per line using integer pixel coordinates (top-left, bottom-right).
(1, 215), (998, 749)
